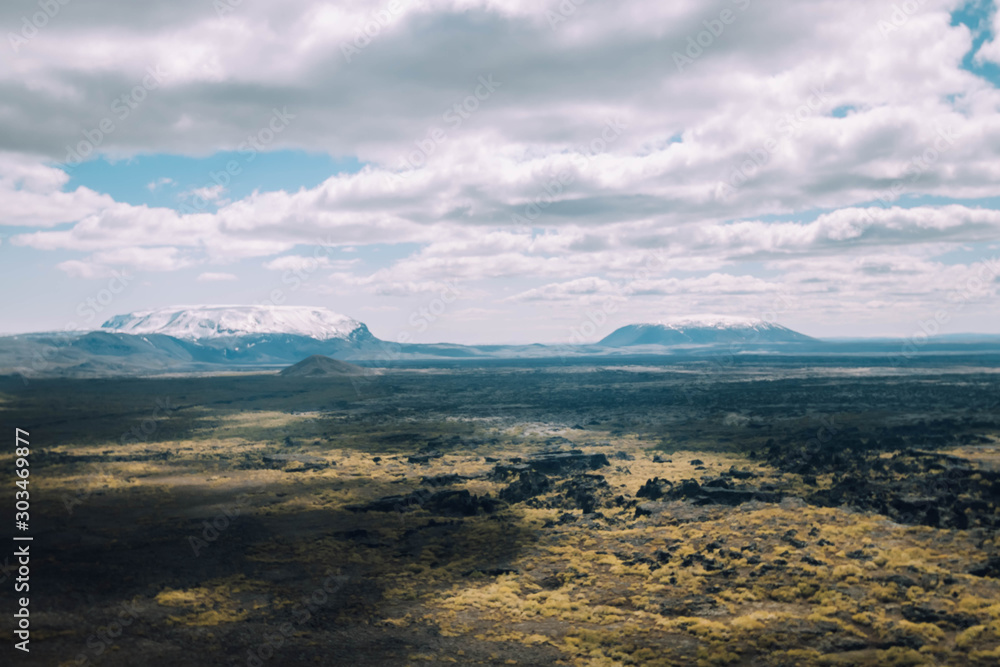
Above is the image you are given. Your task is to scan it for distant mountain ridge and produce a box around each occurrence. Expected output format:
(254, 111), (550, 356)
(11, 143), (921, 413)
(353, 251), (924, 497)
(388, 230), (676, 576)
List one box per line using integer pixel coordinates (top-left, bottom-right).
(8, 305), (999, 378)
(102, 305), (370, 341)
(599, 317), (814, 347)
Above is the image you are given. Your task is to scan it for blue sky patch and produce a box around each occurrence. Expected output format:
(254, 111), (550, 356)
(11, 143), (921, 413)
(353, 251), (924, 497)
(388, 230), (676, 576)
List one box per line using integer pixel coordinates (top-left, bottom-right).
(952, 0), (1000, 87)
(60, 151), (364, 211)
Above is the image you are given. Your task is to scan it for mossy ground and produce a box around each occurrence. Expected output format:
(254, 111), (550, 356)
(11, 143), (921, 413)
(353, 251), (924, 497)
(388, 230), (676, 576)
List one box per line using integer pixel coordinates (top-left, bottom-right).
(0, 365), (998, 666)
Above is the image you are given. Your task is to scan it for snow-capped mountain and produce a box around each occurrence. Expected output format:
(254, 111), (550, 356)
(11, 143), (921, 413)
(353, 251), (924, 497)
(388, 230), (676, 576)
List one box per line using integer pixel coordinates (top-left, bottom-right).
(101, 305), (368, 341)
(0, 309), (833, 377)
(598, 316), (814, 347)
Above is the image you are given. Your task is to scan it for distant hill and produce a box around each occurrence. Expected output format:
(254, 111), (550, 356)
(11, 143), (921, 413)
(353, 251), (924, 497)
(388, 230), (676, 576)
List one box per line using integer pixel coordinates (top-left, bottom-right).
(279, 355), (371, 377)
(598, 317), (814, 347)
(7, 307), (1000, 379)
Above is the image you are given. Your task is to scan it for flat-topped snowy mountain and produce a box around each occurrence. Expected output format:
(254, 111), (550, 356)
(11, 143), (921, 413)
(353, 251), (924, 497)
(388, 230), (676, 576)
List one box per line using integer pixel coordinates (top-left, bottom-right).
(0, 309), (883, 378)
(101, 305), (369, 341)
(598, 316), (814, 347)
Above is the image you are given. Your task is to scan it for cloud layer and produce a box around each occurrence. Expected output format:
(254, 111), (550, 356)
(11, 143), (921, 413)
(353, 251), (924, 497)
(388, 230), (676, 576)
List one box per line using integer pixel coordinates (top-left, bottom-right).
(2, 0), (999, 340)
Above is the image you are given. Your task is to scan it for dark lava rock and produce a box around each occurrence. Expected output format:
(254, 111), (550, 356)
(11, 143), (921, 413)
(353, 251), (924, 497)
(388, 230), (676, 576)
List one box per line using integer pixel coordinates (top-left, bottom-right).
(463, 567), (519, 577)
(690, 487), (782, 506)
(901, 605), (978, 629)
(728, 466), (757, 480)
(690, 459), (704, 466)
(613, 494), (633, 508)
(262, 453), (328, 471)
(346, 489), (497, 516)
(636, 477), (673, 500)
(424, 490), (499, 516)
(421, 474), (465, 487)
(335, 529), (372, 541)
(531, 450), (611, 475)
(882, 574), (918, 589)
(408, 451), (444, 464)
(781, 531), (807, 549)
(346, 490), (431, 513)
(815, 637), (870, 654)
(769, 435), (1000, 530)
(677, 479), (702, 496)
(968, 557), (1000, 578)
(491, 450), (610, 479)
(680, 554), (721, 571)
(499, 470), (551, 504)
(557, 474), (612, 513)
(658, 594), (719, 616)
(633, 503), (659, 518)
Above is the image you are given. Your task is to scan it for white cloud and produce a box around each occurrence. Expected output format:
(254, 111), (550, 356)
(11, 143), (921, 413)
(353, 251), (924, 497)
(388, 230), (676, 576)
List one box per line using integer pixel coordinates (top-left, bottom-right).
(0, 154), (114, 227)
(56, 246), (194, 278)
(197, 272), (237, 282)
(4, 0), (1000, 337)
(146, 177), (174, 192)
(186, 184), (226, 202)
(973, 3), (1000, 65)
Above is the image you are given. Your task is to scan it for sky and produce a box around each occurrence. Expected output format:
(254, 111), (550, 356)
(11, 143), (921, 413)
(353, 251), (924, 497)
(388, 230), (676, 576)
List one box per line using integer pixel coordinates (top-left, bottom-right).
(1, 0), (1000, 344)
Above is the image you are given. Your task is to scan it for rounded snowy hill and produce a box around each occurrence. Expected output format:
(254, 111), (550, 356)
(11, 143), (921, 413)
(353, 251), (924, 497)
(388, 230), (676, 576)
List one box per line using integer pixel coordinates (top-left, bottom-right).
(598, 316), (814, 347)
(101, 305), (370, 341)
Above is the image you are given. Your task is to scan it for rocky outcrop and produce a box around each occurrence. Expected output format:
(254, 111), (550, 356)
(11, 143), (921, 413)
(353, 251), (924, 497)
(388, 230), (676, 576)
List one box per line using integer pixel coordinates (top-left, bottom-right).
(490, 450), (610, 480)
